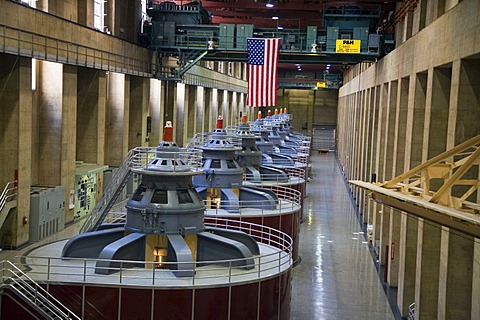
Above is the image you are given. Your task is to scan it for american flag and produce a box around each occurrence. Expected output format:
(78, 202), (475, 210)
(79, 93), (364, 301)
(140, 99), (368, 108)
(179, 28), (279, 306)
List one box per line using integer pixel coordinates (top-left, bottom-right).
(247, 38), (281, 107)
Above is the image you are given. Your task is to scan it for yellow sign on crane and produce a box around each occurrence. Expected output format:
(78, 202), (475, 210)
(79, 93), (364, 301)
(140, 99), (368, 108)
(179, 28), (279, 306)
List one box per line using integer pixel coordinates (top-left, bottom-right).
(335, 40), (361, 54)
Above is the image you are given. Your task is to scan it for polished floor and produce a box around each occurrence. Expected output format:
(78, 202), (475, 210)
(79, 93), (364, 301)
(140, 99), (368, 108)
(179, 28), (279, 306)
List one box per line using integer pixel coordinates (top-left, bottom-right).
(0, 152), (396, 320)
(290, 153), (396, 320)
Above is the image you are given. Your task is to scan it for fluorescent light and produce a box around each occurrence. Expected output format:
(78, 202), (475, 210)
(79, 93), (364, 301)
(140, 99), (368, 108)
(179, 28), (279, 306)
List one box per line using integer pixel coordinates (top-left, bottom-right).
(266, 0), (274, 7)
(277, 26), (284, 29)
(272, 16), (279, 20)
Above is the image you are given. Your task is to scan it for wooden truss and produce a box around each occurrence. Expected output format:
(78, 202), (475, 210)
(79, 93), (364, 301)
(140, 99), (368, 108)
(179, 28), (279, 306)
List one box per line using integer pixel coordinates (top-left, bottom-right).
(351, 134), (480, 237)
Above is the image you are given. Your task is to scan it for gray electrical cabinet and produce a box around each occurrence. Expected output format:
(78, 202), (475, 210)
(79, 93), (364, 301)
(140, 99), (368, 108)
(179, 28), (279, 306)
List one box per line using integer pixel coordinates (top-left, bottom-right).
(236, 24), (253, 49)
(306, 26), (317, 51)
(219, 23), (235, 49)
(353, 27), (369, 52)
(326, 27), (339, 52)
(29, 186), (66, 242)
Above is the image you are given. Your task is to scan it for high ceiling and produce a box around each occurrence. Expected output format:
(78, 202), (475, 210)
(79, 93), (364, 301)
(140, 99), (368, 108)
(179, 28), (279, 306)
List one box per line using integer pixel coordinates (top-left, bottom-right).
(199, 0), (401, 76)
(201, 0), (401, 29)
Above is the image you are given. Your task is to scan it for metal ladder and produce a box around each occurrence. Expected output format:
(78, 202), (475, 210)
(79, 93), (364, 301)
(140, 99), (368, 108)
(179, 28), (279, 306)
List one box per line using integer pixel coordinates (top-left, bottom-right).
(80, 150), (135, 233)
(0, 260), (80, 319)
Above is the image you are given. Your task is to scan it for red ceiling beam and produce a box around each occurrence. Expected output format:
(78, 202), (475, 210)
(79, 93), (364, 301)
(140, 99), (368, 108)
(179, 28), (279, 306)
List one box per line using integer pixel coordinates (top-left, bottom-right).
(210, 16), (320, 28)
(201, 1), (325, 10)
(208, 9), (322, 20)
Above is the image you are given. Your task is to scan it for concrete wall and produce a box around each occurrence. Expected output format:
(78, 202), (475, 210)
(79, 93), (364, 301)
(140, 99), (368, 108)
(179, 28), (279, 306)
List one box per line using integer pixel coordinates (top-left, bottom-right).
(337, 0), (480, 318)
(278, 89), (338, 135)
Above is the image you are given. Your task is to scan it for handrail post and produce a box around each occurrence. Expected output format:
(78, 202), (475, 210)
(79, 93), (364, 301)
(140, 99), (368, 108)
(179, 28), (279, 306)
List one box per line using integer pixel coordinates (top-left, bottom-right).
(119, 261), (123, 284)
(152, 263), (155, 285)
(278, 251), (281, 272)
(83, 259), (87, 282)
(257, 256), (261, 278)
(47, 258), (51, 281)
(228, 260), (232, 283)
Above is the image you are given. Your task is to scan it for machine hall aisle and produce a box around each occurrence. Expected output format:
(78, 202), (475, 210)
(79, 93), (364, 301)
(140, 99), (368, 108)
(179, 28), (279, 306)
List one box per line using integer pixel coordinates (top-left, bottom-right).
(290, 152), (396, 320)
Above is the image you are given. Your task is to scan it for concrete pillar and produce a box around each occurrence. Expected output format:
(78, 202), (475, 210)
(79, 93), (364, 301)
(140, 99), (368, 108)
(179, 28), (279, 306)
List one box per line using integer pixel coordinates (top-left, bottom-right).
(426, 67), (451, 160)
(366, 86), (380, 226)
(379, 207), (390, 270)
(384, 80), (397, 181)
(105, 72), (129, 166)
(472, 239), (480, 318)
(187, 85), (196, 143)
(359, 90), (367, 183)
(238, 93), (246, 119)
(377, 82), (392, 268)
(163, 81), (175, 136)
(387, 209), (401, 286)
(77, 0), (94, 28)
(221, 89), (228, 126)
(209, 88), (219, 131)
(76, 68), (106, 164)
(128, 76), (149, 149)
(396, 74), (420, 317)
(410, 72), (427, 168)
(203, 88), (211, 131)
(149, 78), (162, 145)
(438, 229), (474, 320)
(452, 59), (480, 143)
(174, 82), (187, 146)
(231, 92), (239, 125)
(414, 219), (441, 320)
(376, 83), (388, 182)
(397, 214), (418, 317)
(61, 65), (78, 223)
(394, 77), (409, 176)
(195, 86), (205, 135)
(0, 55), (33, 247)
(37, 61), (63, 185)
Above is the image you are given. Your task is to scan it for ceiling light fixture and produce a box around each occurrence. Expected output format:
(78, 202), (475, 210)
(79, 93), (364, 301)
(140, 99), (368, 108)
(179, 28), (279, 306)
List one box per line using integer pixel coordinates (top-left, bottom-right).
(266, 0), (274, 8)
(272, 16), (279, 20)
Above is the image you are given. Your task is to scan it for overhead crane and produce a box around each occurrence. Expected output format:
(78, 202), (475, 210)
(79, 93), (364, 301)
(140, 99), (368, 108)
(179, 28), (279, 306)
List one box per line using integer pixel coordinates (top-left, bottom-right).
(140, 1), (395, 81)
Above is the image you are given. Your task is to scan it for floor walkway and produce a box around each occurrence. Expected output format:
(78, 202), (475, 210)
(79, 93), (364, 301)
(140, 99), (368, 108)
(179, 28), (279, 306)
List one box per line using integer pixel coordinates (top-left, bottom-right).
(290, 153), (396, 320)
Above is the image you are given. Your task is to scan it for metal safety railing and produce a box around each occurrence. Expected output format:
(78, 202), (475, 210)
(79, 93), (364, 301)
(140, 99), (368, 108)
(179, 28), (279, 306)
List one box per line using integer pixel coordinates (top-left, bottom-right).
(243, 166), (306, 185)
(407, 302), (415, 320)
(1, 260), (80, 319)
(187, 132), (243, 149)
(0, 180), (18, 231)
(0, 180), (17, 213)
(80, 150), (136, 233)
(204, 184), (302, 216)
(0, 23), (154, 77)
(16, 218), (292, 287)
(129, 146), (203, 173)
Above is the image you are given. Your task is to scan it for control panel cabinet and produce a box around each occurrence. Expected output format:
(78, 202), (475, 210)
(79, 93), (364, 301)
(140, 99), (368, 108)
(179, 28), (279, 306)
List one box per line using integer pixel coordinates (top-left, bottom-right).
(29, 186), (66, 242)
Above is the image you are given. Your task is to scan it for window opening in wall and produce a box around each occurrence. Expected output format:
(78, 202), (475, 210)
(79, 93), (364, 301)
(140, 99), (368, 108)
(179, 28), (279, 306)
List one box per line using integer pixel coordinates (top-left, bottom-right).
(206, 61), (214, 70)
(218, 61), (224, 73)
(31, 59), (36, 91)
(141, 0), (149, 33)
(228, 62), (234, 76)
(94, 0), (105, 32)
(21, 0), (36, 7)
